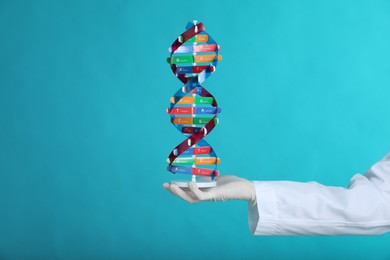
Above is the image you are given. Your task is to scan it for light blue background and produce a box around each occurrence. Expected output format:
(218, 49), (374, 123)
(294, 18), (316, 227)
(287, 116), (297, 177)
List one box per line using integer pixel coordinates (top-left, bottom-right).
(1, 0), (390, 259)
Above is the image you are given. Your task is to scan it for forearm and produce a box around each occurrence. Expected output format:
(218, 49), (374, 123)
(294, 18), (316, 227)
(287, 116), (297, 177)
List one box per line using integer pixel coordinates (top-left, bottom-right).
(249, 175), (390, 235)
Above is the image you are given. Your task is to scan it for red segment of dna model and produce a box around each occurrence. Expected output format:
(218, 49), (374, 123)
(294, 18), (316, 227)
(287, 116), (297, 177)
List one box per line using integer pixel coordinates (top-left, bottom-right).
(166, 20), (222, 188)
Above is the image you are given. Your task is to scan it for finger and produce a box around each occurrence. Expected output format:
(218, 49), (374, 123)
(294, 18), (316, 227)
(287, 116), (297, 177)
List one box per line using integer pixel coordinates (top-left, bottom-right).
(162, 183), (175, 195)
(170, 183), (198, 203)
(188, 182), (211, 201)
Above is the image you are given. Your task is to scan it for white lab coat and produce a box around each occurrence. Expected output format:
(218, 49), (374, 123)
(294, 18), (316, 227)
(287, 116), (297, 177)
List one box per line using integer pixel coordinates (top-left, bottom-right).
(248, 152), (390, 235)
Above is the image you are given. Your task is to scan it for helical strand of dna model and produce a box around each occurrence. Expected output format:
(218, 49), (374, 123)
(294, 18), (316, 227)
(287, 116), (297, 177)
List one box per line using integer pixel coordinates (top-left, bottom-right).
(166, 21), (222, 187)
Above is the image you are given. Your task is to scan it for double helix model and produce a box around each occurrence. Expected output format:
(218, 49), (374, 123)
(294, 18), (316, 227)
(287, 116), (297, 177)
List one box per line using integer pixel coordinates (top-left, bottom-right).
(166, 20), (222, 187)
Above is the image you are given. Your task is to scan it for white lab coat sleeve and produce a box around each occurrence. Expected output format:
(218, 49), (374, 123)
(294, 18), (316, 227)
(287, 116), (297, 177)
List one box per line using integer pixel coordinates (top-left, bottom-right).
(248, 152), (390, 235)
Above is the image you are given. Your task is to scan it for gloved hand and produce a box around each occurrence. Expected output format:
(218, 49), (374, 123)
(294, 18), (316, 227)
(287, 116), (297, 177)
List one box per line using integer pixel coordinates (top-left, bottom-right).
(163, 175), (256, 205)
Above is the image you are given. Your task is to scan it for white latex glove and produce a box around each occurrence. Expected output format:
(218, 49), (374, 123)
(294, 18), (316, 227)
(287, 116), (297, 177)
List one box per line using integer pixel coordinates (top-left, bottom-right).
(163, 175), (256, 205)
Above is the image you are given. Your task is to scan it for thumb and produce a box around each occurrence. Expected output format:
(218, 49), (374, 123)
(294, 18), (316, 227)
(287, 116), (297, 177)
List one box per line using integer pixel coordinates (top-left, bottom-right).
(188, 182), (211, 201)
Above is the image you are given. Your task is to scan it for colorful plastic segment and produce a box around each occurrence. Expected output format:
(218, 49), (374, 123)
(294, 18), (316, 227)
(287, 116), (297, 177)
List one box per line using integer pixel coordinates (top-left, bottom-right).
(179, 34), (208, 43)
(167, 54), (222, 65)
(171, 117), (218, 125)
(166, 107), (221, 115)
(176, 146), (212, 156)
(175, 65), (215, 75)
(170, 96), (214, 105)
(167, 165), (219, 177)
(169, 44), (220, 53)
(181, 126), (202, 134)
(168, 156), (220, 166)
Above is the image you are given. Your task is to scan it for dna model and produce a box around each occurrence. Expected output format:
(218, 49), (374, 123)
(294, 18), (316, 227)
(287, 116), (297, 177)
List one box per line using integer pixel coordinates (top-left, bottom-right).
(166, 20), (222, 188)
